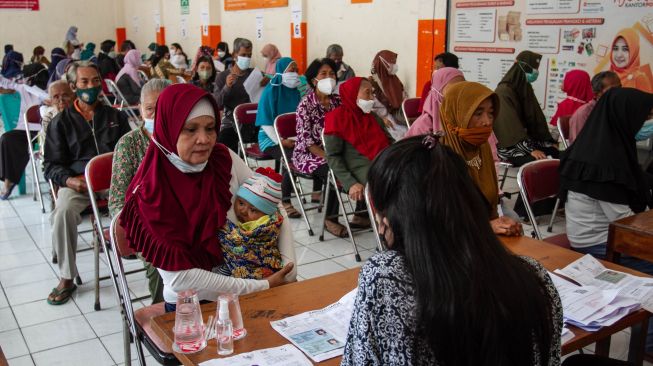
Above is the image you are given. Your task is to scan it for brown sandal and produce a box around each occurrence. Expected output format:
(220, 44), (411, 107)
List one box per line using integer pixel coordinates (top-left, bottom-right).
(325, 220), (348, 238)
(283, 204), (302, 219)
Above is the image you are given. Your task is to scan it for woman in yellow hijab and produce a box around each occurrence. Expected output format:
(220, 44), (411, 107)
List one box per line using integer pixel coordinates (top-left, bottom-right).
(440, 81), (522, 236)
(610, 28), (653, 93)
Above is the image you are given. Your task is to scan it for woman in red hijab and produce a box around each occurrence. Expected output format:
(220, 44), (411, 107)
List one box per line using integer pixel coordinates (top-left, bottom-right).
(369, 50), (409, 140)
(120, 84), (295, 311)
(550, 69), (594, 127)
(324, 77), (393, 228)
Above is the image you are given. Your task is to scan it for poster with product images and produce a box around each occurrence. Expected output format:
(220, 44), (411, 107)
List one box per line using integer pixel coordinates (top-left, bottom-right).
(447, 0), (653, 119)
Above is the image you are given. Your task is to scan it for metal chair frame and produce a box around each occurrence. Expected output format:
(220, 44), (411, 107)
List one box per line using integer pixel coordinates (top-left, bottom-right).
(273, 112), (324, 236)
(233, 103), (276, 169)
(23, 105), (47, 212)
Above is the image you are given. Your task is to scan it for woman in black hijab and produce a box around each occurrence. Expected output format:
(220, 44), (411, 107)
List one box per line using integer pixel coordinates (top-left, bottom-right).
(493, 51), (558, 167)
(561, 88), (653, 271)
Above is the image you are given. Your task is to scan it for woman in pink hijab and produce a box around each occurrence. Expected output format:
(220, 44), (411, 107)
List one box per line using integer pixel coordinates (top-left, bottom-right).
(115, 49), (143, 105)
(261, 44), (282, 75)
(405, 67), (464, 137)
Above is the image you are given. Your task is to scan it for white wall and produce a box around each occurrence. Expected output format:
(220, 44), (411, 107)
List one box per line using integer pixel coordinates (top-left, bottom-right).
(0, 0), (117, 60)
(1, 0), (446, 95)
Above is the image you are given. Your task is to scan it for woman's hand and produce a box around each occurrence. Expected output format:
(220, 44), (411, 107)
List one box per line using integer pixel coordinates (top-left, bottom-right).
(383, 118), (395, 130)
(348, 183), (364, 201)
(308, 145), (325, 158)
(266, 263), (295, 288)
(530, 150), (547, 160)
(490, 216), (523, 236)
(281, 139), (296, 149)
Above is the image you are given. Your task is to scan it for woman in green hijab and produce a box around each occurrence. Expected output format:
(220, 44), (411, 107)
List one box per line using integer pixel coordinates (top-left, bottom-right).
(493, 51), (558, 167)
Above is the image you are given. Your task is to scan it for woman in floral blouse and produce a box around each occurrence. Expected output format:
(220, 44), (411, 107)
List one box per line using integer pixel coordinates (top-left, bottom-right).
(108, 78), (170, 303)
(292, 58), (346, 237)
(342, 136), (563, 366)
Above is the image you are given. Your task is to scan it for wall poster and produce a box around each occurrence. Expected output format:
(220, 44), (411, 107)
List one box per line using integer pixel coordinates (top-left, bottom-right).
(447, 0), (653, 118)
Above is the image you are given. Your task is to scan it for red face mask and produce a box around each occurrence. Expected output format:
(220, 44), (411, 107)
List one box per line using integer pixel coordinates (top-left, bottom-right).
(456, 126), (493, 146)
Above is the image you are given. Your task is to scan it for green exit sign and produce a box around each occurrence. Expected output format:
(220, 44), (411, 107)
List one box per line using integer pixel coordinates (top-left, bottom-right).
(181, 0), (189, 14)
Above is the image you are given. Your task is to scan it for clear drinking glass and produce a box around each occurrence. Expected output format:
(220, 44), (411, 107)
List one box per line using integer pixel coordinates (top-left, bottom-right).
(173, 289), (207, 353)
(217, 294), (247, 340)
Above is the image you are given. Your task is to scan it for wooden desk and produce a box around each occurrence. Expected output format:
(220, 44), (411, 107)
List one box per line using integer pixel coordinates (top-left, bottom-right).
(607, 210), (653, 263)
(151, 236), (651, 366)
(152, 268), (358, 366)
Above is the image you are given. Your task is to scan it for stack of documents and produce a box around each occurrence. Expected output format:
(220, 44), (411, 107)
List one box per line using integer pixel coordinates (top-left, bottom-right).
(199, 344), (312, 366)
(270, 289), (358, 362)
(551, 254), (653, 331)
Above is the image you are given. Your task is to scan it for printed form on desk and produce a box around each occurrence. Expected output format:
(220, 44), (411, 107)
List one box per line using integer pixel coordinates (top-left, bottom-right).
(199, 344), (312, 366)
(270, 288), (358, 362)
(549, 254), (653, 331)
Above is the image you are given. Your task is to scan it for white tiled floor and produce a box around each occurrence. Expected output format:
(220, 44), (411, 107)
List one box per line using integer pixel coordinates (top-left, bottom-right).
(0, 167), (650, 365)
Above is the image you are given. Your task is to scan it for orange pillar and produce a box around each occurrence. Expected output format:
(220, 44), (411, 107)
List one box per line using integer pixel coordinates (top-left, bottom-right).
(115, 28), (127, 47)
(416, 19), (447, 96)
(290, 22), (308, 74)
(156, 27), (166, 46)
(200, 25), (222, 48)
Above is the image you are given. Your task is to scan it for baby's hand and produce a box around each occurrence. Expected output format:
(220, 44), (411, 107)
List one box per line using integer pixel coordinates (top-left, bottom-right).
(265, 263), (294, 287)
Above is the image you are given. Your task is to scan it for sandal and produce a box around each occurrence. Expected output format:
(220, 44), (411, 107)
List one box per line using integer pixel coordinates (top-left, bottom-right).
(47, 284), (77, 305)
(283, 204), (302, 219)
(0, 183), (17, 200)
(349, 215), (371, 229)
(325, 220), (348, 238)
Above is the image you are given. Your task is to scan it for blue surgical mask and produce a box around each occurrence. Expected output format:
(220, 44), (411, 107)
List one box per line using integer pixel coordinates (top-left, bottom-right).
(518, 62), (539, 83)
(635, 119), (653, 141)
(236, 56), (251, 70)
(151, 137), (207, 173)
(142, 118), (154, 134)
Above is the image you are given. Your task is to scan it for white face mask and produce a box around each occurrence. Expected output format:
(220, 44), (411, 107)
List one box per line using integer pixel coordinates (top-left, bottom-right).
(281, 72), (301, 89)
(217, 51), (226, 58)
(316, 77), (336, 95)
(357, 98), (375, 114)
(151, 137), (208, 173)
(262, 56), (269, 63)
(379, 56), (398, 75)
(236, 56), (251, 70)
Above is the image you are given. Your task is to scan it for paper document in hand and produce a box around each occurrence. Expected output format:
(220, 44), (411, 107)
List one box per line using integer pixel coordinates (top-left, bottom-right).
(198, 344), (312, 366)
(270, 288), (358, 363)
(555, 255), (653, 313)
(243, 68), (265, 103)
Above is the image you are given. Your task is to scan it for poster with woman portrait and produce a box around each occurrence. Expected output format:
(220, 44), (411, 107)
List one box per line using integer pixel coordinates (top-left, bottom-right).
(447, 0), (653, 119)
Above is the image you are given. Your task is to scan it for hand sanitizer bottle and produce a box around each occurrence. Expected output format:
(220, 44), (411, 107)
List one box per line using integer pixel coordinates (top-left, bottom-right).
(216, 299), (234, 356)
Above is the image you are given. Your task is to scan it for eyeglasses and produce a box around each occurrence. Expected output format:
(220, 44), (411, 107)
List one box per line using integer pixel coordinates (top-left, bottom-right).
(51, 94), (73, 102)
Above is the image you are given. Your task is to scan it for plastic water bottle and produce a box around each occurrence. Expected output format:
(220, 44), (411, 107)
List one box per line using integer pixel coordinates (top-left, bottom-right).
(216, 299), (234, 356)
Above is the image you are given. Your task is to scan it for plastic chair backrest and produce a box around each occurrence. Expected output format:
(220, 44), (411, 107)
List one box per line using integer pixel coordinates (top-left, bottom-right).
(85, 152), (114, 193)
(113, 213), (135, 257)
(517, 159), (560, 205)
(25, 104), (42, 125)
(275, 113), (297, 139)
(402, 98), (421, 119)
(234, 103), (258, 126)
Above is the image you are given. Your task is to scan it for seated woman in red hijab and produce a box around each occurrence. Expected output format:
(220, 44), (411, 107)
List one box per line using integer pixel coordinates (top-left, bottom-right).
(120, 84), (296, 312)
(324, 77), (394, 228)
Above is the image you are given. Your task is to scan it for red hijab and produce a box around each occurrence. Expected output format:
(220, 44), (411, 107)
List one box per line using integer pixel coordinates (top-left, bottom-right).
(550, 69), (593, 126)
(120, 84), (233, 271)
(324, 77), (390, 161)
(372, 50), (405, 110)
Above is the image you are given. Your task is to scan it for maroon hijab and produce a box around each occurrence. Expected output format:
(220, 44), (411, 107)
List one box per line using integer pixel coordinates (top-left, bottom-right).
(121, 84), (233, 271)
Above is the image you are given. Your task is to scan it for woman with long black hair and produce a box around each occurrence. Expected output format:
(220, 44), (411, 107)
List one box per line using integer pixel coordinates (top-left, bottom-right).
(341, 135), (562, 365)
